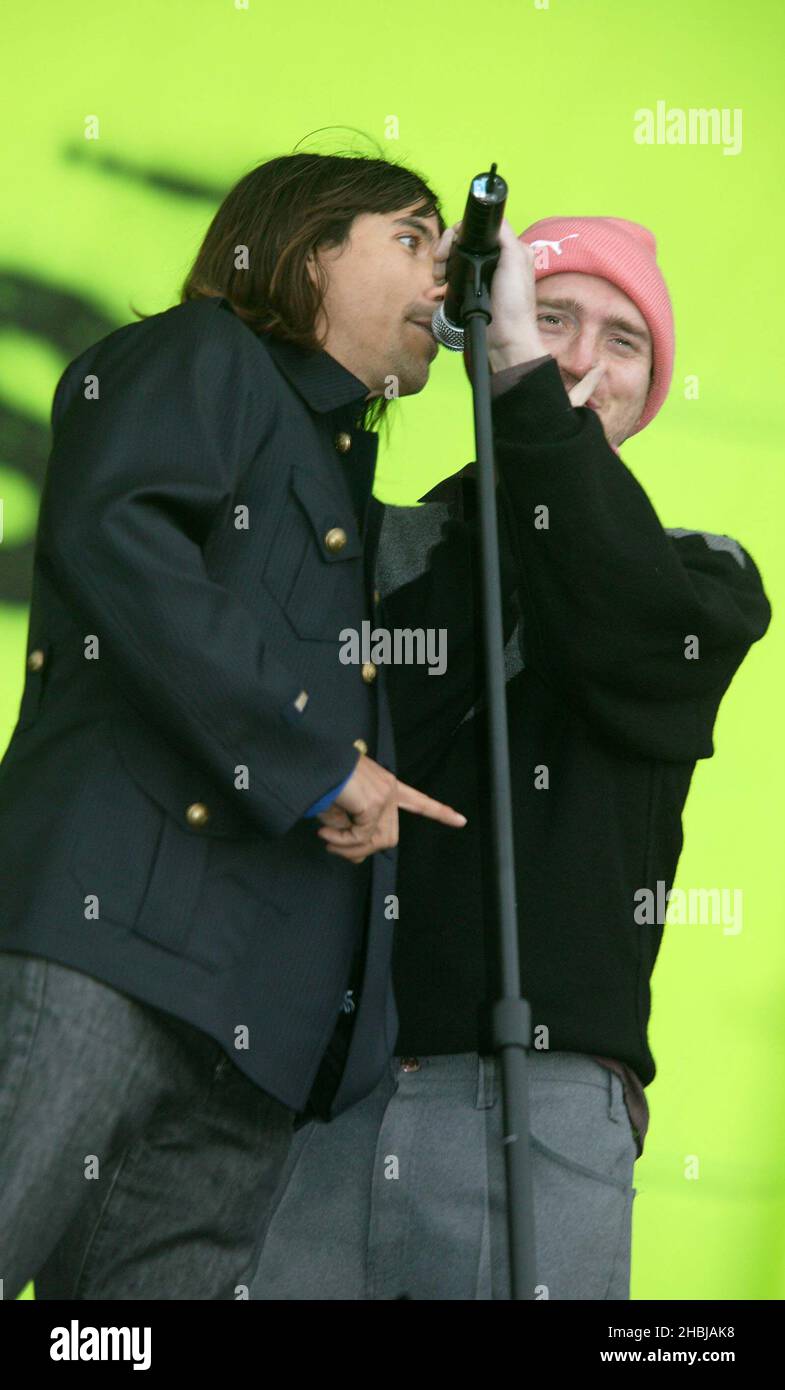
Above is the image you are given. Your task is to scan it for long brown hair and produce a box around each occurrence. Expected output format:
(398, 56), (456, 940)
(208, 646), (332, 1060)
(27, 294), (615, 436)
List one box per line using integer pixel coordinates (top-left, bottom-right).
(150, 153), (445, 435)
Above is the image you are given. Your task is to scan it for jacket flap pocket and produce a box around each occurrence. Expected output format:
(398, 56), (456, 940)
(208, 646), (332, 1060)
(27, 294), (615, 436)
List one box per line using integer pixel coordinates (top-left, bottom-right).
(291, 465), (363, 561)
(110, 712), (261, 839)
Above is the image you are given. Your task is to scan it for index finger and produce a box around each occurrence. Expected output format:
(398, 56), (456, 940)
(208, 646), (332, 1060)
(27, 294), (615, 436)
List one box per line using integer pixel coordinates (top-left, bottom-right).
(396, 779), (467, 827)
(568, 363), (605, 408)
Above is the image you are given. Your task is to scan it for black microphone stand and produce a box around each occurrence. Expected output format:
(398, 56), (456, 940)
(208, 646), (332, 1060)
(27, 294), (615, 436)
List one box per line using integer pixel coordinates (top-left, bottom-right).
(455, 239), (538, 1302)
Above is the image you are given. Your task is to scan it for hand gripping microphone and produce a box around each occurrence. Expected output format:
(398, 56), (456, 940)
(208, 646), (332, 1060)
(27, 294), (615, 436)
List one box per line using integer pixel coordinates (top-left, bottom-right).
(431, 164), (509, 351)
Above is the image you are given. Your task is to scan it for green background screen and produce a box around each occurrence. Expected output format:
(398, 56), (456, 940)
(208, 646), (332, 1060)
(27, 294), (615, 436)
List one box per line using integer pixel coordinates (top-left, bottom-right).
(1, 0), (783, 1300)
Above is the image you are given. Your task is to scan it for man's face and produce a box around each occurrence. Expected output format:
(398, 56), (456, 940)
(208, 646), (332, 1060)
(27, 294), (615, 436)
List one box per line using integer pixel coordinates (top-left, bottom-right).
(306, 204), (445, 399)
(534, 272), (653, 447)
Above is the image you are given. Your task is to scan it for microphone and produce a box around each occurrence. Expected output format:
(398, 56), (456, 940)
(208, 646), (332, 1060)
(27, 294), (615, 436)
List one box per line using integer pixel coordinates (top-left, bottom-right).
(431, 164), (508, 351)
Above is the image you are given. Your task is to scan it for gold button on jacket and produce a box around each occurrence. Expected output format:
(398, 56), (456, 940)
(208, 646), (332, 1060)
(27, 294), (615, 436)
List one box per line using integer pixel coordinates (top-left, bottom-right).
(334, 430), (352, 453)
(27, 648), (46, 672)
(353, 737), (368, 755)
(361, 661), (377, 684)
(185, 801), (210, 827)
(324, 526), (347, 554)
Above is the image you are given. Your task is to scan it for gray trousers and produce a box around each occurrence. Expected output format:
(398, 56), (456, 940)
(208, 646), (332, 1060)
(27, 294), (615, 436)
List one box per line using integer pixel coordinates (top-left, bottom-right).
(0, 951), (295, 1301)
(251, 1050), (639, 1300)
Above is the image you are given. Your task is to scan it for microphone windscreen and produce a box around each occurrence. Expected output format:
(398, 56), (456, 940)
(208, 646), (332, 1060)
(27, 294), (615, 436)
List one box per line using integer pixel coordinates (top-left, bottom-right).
(431, 303), (465, 352)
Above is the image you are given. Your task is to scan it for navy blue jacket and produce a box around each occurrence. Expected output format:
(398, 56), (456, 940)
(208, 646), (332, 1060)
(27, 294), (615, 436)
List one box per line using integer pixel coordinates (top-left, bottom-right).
(0, 295), (501, 1118)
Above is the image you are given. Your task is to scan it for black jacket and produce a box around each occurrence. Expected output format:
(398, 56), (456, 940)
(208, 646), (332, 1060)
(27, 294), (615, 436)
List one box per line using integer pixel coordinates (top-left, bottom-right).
(378, 356), (772, 1092)
(0, 295), (516, 1120)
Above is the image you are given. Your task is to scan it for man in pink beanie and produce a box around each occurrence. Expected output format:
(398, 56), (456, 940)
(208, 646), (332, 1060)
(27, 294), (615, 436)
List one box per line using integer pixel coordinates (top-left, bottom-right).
(250, 207), (771, 1302)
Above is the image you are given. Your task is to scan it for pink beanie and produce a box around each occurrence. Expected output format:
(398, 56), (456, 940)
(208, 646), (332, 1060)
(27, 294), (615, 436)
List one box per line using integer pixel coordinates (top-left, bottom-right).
(519, 216), (675, 437)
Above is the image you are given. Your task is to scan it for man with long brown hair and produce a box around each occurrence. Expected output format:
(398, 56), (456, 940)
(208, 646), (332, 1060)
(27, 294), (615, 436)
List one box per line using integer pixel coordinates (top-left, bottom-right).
(0, 152), (532, 1299)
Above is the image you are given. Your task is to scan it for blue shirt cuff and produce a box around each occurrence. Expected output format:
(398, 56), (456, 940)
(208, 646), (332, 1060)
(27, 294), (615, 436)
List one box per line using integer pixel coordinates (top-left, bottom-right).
(302, 767), (355, 818)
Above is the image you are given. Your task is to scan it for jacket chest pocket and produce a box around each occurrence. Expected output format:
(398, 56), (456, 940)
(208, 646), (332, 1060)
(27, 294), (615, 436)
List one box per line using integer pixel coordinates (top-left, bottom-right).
(261, 465), (364, 640)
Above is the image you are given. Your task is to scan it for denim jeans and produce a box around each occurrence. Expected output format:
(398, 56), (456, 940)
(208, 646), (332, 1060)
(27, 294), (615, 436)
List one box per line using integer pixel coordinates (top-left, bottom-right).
(0, 950), (295, 1300)
(250, 1049), (639, 1300)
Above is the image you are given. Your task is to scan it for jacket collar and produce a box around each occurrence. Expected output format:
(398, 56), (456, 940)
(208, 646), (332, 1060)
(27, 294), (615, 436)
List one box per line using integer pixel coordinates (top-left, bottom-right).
(211, 296), (372, 415)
